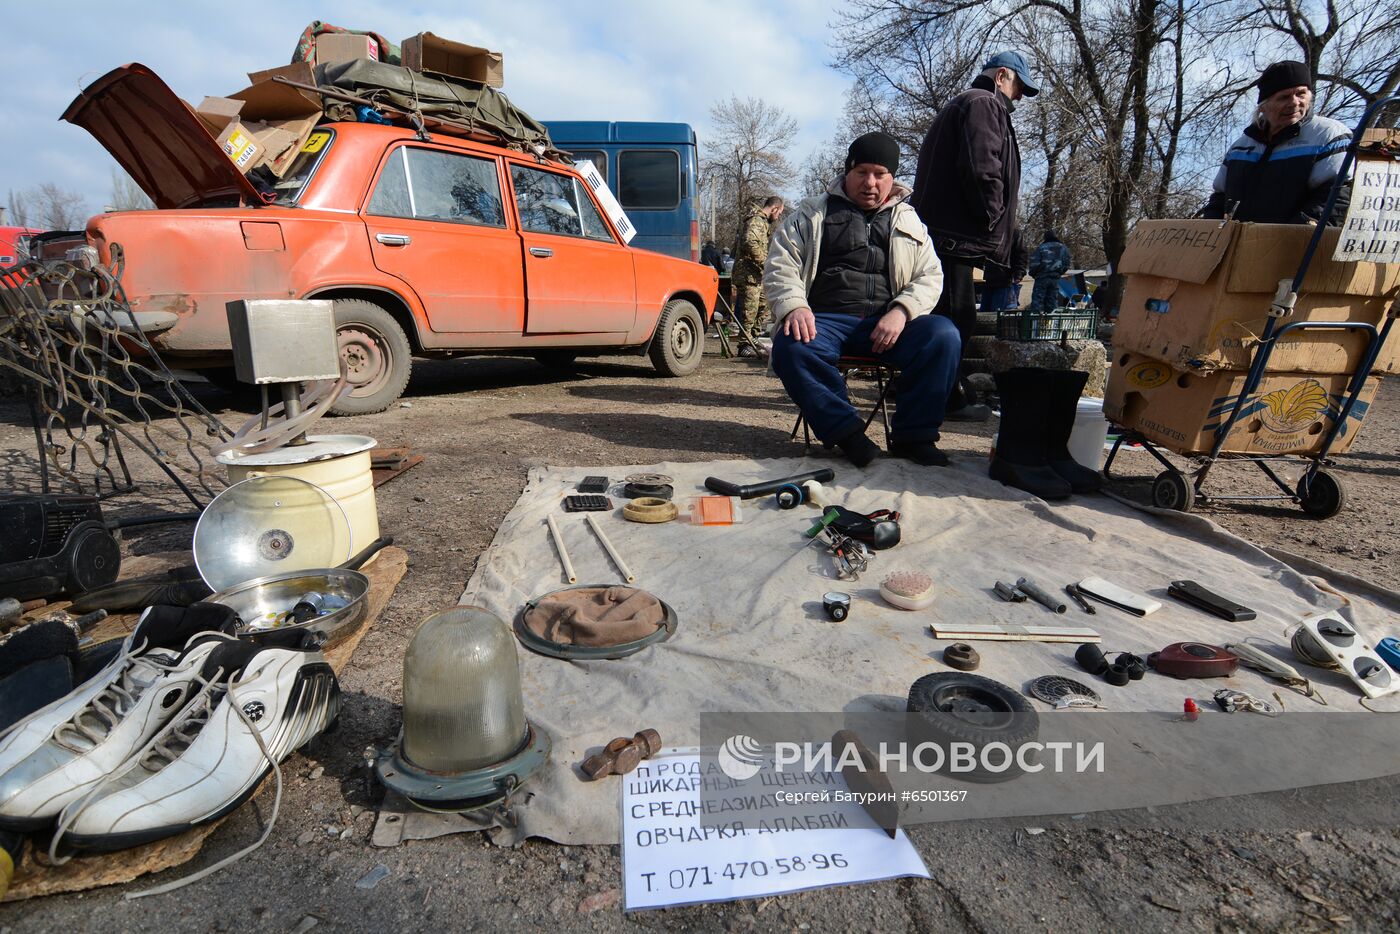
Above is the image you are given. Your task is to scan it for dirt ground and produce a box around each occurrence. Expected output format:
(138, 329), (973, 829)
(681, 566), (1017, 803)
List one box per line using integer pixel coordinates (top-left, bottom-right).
(2, 341), (1398, 932)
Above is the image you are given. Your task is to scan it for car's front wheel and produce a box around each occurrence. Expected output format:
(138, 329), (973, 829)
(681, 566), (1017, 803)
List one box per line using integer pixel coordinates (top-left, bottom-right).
(648, 299), (704, 377)
(330, 299), (412, 416)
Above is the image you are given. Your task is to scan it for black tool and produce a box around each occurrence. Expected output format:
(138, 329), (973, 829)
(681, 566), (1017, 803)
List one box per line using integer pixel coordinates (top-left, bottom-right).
(1064, 583), (1096, 615)
(562, 495), (612, 512)
(704, 468), (835, 500)
(1167, 580), (1256, 622)
(577, 476), (609, 494)
(0, 494), (121, 602)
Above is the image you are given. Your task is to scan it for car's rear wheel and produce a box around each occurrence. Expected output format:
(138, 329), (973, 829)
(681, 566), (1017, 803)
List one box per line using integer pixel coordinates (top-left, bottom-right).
(649, 299), (704, 377)
(330, 300), (412, 416)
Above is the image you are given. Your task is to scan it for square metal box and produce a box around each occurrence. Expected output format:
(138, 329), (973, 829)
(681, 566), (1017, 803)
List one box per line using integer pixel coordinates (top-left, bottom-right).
(226, 299), (340, 384)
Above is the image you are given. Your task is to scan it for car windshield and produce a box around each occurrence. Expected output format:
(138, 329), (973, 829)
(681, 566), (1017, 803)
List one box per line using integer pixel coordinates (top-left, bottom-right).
(261, 129), (335, 205)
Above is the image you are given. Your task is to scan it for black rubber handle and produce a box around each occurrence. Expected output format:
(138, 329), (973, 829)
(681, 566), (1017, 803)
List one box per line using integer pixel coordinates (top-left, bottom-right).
(703, 468), (835, 499)
(339, 536), (393, 571)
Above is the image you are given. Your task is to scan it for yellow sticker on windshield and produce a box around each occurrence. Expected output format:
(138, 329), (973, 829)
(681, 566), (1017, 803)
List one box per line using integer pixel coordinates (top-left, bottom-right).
(301, 131), (330, 154)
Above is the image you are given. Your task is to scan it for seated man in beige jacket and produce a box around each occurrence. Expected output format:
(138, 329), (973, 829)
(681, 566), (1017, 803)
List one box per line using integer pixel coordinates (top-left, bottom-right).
(764, 132), (959, 467)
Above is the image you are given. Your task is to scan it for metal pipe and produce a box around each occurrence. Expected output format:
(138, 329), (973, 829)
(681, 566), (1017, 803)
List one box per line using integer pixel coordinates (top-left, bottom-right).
(1016, 577), (1066, 614)
(545, 514), (576, 584)
(585, 514), (635, 583)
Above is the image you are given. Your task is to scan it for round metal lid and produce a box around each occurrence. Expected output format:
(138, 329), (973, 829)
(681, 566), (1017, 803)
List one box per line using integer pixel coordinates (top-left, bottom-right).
(215, 434), (376, 466)
(194, 475), (351, 591)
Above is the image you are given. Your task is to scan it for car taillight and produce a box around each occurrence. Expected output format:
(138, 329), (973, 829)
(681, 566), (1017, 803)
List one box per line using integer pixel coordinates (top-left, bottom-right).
(690, 219), (699, 263)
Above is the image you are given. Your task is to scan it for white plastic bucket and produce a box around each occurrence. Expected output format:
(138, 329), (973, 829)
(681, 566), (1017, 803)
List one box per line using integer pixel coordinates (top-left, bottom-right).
(1068, 398), (1109, 470)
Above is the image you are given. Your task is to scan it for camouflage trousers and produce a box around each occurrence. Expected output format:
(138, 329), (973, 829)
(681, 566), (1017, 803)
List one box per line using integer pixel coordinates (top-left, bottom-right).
(730, 261), (768, 334)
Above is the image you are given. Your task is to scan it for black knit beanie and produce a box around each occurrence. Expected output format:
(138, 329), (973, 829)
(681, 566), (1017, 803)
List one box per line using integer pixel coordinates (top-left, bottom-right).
(845, 132), (900, 174)
(1257, 60), (1312, 101)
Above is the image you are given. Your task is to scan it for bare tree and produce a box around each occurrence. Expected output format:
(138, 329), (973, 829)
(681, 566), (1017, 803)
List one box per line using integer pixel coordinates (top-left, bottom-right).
(5, 189), (33, 227)
(1225, 0), (1400, 124)
(702, 96), (798, 250)
(108, 168), (154, 212)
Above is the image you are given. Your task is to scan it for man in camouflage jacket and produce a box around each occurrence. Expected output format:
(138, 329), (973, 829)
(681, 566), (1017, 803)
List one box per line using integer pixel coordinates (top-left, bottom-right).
(732, 196), (785, 342)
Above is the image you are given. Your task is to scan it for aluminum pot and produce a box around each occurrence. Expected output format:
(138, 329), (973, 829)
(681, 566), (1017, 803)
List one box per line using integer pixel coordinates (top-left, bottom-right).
(206, 537), (391, 648)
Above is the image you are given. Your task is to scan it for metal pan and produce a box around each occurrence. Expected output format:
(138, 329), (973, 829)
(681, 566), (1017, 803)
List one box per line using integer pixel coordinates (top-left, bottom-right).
(206, 537), (392, 648)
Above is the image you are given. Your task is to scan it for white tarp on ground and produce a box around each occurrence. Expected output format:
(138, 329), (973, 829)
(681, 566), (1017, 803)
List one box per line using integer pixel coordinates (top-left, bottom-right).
(454, 456), (1400, 846)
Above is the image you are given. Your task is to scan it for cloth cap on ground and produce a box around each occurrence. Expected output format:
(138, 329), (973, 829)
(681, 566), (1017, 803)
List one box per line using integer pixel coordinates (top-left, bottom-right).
(522, 587), (667, 647)
(982, 50), (1040, 96)
(845, 132), (901, 174)
(1258, 60), (1313, 101)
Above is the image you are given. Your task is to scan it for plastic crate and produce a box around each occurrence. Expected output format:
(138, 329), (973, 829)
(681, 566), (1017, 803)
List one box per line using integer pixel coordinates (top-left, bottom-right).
(996, 308), (1099, 341)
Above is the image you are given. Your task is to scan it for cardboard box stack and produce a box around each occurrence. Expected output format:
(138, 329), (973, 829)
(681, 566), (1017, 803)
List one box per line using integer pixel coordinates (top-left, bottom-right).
(1104, 219), (1399, 456)
(195, 63), (322, 178)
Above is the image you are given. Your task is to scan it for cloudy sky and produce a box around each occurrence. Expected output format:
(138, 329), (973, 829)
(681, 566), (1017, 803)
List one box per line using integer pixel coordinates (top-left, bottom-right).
(0, 0), (853, 219)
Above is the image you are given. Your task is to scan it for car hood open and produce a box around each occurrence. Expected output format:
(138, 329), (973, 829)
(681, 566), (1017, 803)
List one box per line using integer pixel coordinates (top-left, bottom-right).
(62, 63), (270, 210)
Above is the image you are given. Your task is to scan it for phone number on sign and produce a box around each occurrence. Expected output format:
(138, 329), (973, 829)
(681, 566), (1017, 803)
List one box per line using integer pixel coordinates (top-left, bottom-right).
(638, 855), (850, 892)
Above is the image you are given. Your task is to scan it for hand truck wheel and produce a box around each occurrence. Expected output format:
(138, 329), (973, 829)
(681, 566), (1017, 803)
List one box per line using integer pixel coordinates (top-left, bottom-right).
(1297, 469), (1345, 519)
(1150, 470), (1194, 513)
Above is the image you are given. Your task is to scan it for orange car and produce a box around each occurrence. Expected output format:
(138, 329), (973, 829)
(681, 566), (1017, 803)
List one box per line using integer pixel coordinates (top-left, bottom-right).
(51, 64), (718, 414)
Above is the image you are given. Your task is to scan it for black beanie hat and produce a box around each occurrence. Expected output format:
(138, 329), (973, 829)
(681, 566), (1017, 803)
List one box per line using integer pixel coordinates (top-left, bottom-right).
(1258, 60), (1312, 101)
(845, 132), (900, 174)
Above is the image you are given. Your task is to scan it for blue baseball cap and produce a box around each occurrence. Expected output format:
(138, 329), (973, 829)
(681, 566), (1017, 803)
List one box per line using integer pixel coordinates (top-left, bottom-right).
(982, 50), (1040, 96)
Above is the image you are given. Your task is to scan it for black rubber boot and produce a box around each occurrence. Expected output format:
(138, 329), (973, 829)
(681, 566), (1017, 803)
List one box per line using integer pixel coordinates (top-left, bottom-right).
(989, 368), (1072, 500)
(834, 431), (880, 467)
(1045, 369), (1104, 494)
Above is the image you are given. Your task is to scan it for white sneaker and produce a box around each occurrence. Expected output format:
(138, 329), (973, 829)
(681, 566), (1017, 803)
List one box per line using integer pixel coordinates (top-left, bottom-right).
(0, 605), (237, 831)
(57, 636), (339, 851)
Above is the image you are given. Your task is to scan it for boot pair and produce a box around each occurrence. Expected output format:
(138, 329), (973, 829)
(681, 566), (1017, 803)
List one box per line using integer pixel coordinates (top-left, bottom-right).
(990, 368), (1104, 500)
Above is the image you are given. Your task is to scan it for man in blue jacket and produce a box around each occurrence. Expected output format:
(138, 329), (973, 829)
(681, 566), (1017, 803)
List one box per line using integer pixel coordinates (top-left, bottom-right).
(1201, 60), (1351, 224)
(1027, 230), (1071, 313)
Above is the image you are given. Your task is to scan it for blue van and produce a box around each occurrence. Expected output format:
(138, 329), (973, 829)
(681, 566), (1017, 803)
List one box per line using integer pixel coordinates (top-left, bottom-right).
(542, 121), (700, 263)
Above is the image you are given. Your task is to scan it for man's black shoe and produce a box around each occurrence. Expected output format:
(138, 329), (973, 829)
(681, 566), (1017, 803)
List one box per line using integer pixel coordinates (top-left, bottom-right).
(890, 441), (950, 467)
(834, 432), (880, 467)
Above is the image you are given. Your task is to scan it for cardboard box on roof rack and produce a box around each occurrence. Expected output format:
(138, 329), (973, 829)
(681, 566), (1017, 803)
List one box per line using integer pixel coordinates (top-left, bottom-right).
(314, 33), (380, 68)
(1103, 350), (1381, 457)
(195, 97), (267, 173)
(401, 31), (503, 87)
(229, 63), (323, 178)
(1114, 219), (1400, 376)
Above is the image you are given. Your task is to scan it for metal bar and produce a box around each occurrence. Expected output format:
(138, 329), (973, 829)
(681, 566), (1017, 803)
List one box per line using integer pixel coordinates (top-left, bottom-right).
(586, 514), (635, 583)
(545, 514), (576, 584)
(1252, 457), (1297, 497)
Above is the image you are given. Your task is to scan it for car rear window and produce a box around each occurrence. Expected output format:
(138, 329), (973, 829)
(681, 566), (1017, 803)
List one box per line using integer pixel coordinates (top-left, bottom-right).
(367, 147), (506, 228)
(618, 150), (679, 210)
(268, 129), (334, 205)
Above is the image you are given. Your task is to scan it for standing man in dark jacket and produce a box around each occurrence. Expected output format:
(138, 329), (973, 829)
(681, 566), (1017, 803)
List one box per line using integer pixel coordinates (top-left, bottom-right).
(911, 50), (1038, 420)
(1027, 230), (1072, 312)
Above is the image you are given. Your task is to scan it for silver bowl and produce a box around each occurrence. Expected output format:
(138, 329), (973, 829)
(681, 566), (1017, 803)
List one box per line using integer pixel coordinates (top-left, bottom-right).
(206, 567), (369, 648)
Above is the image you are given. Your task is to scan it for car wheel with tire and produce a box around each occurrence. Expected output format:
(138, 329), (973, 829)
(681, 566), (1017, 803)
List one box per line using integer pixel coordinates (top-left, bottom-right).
(649, 299), (704, 377)
(906, 672), (1040, 783)
(330, 299), (412, 416)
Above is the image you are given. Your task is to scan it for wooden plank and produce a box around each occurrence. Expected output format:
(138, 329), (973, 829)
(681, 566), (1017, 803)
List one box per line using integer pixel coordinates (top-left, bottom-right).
(929, 623), (1100, 643)
(3, 547), (409, 902)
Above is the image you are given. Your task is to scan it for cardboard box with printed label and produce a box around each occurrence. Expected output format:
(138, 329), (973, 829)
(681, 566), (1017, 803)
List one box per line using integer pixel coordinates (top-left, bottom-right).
(195, 97), (267, 174)
(313, 33), (380, 68)
(1104, 350), (1380, 456)
(1115, 219), (1400, 375)
(229, 63), (323, 178)
(401, 32), (504, 88)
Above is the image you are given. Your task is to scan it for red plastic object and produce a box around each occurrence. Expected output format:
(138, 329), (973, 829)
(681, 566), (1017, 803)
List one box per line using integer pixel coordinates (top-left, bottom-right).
(1148, 642), (1239, 678)
(1183, 698), (1199, 721)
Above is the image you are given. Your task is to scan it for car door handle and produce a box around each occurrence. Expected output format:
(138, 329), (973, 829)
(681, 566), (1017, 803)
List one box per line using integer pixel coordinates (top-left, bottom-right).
(529, 247), (554, 258)
(376, 233), (412, 246)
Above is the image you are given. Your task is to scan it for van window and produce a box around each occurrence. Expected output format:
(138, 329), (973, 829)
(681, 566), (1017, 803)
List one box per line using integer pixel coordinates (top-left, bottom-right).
(570, 150), (607, 179)
(618, 151), (679, 210)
